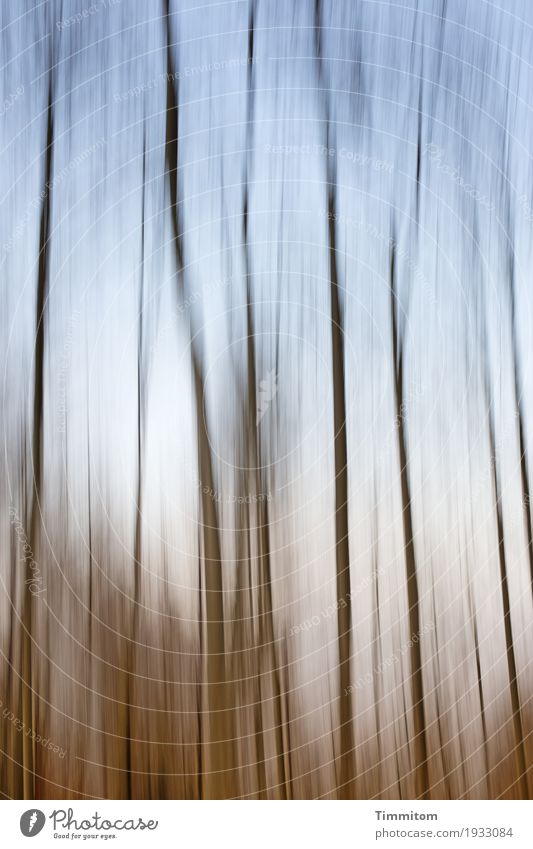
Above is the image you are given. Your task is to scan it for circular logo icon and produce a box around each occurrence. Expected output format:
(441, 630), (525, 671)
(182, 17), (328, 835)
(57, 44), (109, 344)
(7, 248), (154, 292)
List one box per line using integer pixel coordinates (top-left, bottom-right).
(20, 810), (46, 837)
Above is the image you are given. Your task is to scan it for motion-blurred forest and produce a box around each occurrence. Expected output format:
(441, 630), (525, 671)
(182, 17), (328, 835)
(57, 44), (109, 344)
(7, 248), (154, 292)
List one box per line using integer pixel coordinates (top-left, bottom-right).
(1, 0), (532, 799)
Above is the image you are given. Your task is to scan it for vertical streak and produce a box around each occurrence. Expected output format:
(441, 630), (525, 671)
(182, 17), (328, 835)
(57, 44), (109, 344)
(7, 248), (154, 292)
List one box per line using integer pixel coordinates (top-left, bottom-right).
(23, 77), (54, 800)
(244, 0), (287, 798)
(327, 198), (356, 797)
(163, 0), (235, 797)
(125, 128), (148, 799)
(508, 252), (533, 601)
(389, 241), (429, 799)
(485, 407), (528, 799)
(315, 0), (356, 798)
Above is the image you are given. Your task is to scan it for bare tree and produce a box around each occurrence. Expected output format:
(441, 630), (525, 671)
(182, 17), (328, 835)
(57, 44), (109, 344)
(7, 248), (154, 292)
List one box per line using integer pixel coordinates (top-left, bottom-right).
(163, 0), (236, 798)
(22, 71), (55, 799)
(315, 0), (356, 798)
(388, 231), (429, 799)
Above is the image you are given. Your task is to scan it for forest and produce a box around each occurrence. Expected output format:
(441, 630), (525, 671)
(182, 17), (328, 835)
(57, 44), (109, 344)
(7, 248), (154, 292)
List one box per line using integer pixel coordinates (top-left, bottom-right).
(0, 0), (532, 799)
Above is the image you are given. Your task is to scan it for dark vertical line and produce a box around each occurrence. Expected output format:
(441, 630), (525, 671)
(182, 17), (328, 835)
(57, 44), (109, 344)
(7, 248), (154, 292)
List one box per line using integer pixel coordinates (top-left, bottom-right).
(125, 129), (148, 801)
(86, 420), (93, 668)
(389, 240), (429, 800)
(163, 0), (235, 797)
(5, 513), (23, 797)
(244, 1), (287, 797)
(23, 77), (54, 801)
(134, 130), (146, 618)
(480, 224), (528, 796)
(315, 0), (355, 798)
(508, 253), (533, 602)
(415, 80), (423, 223)
(486, 413), (528, 799)
(429, 588), (449, 799)
(471, 604), (490, 789)
(280, 637), (293, 798)
(196, 530), (204, 799)
(328, 194), (356, 798)
(370, 487), (383, 796)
